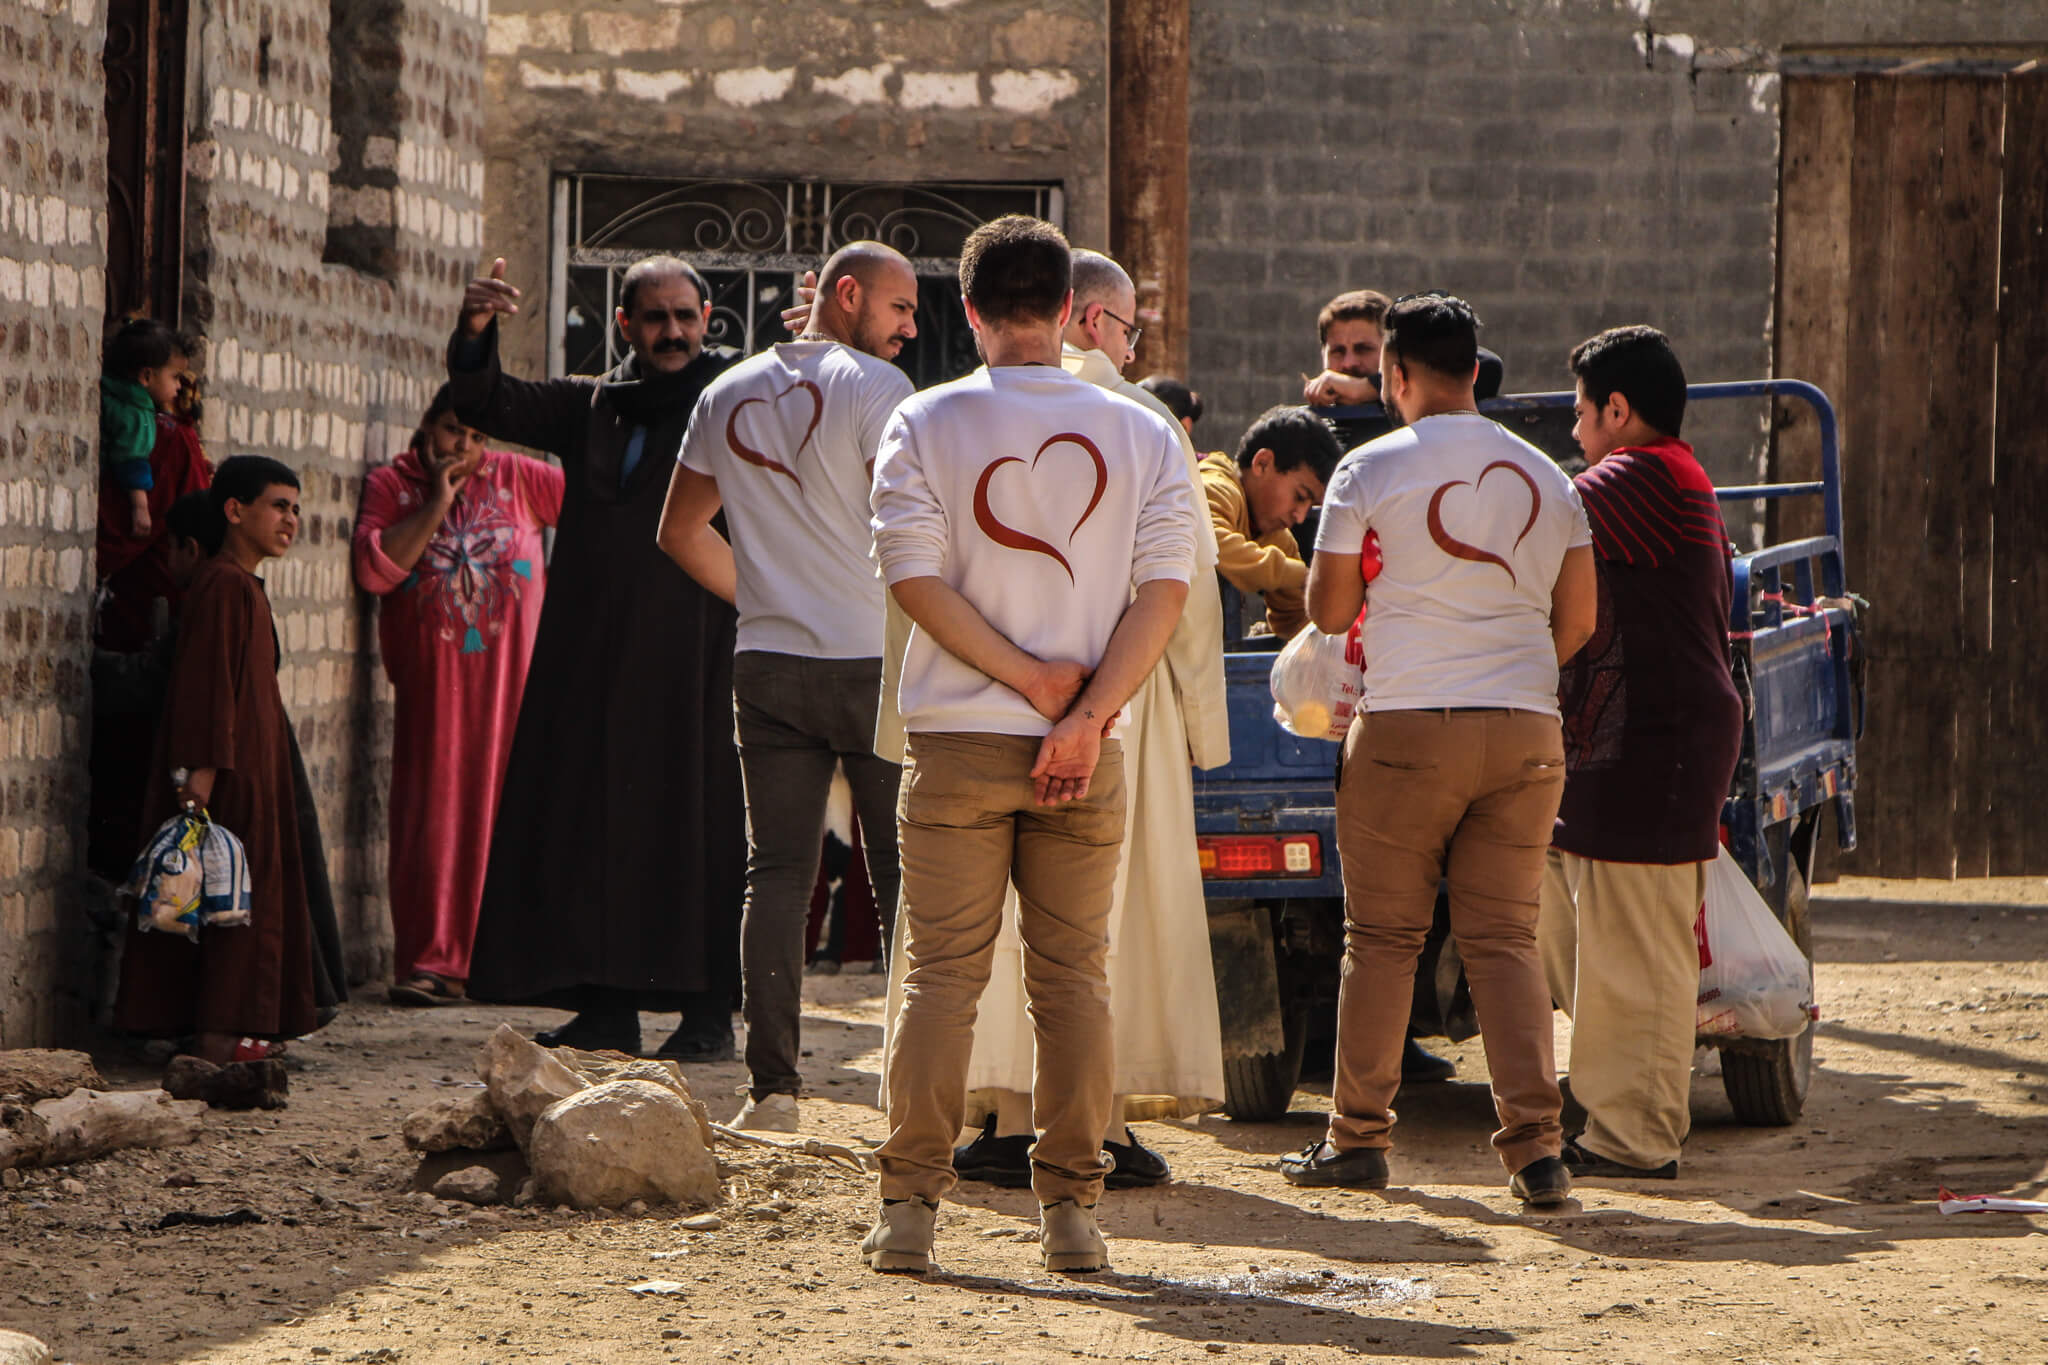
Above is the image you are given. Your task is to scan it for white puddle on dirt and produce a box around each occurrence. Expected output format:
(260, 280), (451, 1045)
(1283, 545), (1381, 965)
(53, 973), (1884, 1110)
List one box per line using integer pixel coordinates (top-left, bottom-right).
(1164, 1267), (1435, 1308)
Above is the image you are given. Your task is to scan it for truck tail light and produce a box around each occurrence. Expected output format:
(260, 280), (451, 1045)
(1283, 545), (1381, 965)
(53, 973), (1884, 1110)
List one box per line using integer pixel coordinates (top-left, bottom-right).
(1197, 834), (1323, 878)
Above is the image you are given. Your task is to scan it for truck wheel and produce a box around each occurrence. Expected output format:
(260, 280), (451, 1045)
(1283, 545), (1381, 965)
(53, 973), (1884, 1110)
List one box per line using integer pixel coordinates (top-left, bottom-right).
(1221, 997), (1308, 1123)
(1720, 856), (1814, 1125)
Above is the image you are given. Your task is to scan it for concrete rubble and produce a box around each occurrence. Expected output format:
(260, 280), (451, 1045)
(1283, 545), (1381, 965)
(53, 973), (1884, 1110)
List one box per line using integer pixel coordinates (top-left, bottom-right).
(0, 1050), (205, 1173)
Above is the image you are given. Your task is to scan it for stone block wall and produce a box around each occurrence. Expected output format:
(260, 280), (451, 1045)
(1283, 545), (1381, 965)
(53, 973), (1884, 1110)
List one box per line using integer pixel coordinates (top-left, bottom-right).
(481, 0), (1108, 379)
(0, 2), (107, 1047)
(0, 0), (486, 1046)
(1187, 0), (2048, 486)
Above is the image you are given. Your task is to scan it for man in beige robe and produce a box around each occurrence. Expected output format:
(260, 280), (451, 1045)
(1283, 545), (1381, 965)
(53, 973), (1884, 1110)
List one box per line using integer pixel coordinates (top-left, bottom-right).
(881, 250), (1229, 1187)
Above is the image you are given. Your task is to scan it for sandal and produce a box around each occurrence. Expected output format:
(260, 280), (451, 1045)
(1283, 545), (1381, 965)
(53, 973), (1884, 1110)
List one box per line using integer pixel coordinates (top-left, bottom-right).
(230, 1037), (288, 1062)
(389, 972), (466, 1007)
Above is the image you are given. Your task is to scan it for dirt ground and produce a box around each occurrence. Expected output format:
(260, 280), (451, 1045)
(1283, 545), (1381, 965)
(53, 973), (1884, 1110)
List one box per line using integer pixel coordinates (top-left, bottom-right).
(5, 879), (2046, 1365)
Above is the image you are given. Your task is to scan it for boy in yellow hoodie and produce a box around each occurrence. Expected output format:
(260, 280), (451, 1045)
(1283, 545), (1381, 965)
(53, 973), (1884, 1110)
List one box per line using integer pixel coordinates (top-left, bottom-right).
(1198, 404), (1343, 640)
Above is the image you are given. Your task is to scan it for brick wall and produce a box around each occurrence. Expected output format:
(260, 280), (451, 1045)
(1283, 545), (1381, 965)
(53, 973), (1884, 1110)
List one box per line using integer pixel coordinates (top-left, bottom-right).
(480, 0), (1108, 379)
(1188, 0), (2048, 487)
(0, 2), (106, 1046)
(0, 0), (486, 1046)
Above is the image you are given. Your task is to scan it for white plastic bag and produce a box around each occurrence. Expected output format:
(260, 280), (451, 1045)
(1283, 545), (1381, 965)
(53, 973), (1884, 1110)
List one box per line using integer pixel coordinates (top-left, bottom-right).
(1695, 846), (1815, 1040)
(1270, 620), (1365, 741)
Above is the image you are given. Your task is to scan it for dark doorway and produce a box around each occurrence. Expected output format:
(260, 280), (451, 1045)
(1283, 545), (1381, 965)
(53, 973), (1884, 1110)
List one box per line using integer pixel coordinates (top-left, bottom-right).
(102, 0), (190, 324)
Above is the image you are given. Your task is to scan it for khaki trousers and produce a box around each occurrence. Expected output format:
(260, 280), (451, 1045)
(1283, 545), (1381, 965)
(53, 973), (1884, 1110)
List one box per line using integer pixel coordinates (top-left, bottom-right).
(1328, 709), (1567, 1175)
(1539, 850), (1705, 1169)
(879, 732), (1127, 1206)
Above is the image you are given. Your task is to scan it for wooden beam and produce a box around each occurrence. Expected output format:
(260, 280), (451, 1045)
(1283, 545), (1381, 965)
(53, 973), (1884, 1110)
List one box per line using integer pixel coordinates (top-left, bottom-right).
(1108, 0), (1190, 382)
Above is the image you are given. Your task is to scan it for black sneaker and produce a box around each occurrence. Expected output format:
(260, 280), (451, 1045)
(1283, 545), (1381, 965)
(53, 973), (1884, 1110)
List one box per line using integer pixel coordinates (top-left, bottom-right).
(1401, 1036), (1457, 1083)
(952, 1115), (1034, 1188)
(1562, 1138), (1678, 1180)
(1277, 1141), (1390, 1188)
(1103, 1128), (1171, 1188)
(652, 1028), (737, 1063)
(535, 1009), (640, 1055)
(1509, 1155), (1573, 1206)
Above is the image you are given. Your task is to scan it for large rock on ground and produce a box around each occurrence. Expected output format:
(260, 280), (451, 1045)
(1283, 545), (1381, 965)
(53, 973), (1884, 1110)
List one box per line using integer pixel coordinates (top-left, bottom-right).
(403, 1091), (513, 1153)
(476, 1024), (585, 1149)
(34, 1089), (204, 1167)
(0, 1102), (52, 1171)
(432, 1164), (504, 1205)
(0, 1329), (52, 1365)
(527, 1079), (721, 1211)
(0, 1050), (106, 1103)
(554, 1051), (715, 1150)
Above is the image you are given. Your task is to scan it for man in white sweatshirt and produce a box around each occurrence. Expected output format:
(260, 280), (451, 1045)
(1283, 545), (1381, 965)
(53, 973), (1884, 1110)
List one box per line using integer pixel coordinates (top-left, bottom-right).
(657, 241), (918, 1134)
(862, 216), (1201, 1276)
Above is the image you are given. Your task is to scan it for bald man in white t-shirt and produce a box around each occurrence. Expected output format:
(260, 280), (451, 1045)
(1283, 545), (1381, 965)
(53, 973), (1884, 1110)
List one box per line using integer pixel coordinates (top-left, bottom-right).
(1279, 294), (1597, 1209)
(658, 242), (919, 1135)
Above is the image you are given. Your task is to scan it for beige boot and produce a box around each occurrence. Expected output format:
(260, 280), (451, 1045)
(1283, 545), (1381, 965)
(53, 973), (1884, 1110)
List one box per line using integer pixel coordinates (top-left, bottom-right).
(860, 1196), (938, 1273)
(1039, 1199), (1109, 1273)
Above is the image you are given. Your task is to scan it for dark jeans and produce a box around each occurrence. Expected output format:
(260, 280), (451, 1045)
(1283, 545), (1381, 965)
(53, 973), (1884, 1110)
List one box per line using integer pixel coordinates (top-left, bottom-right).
(734, 650), (902, 1098)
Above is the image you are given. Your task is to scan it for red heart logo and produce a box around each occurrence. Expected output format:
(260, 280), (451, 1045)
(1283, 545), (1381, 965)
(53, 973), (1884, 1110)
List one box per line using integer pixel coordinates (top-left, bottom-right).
(726, 380), (823, 489)
(971, 432), (1109, 584)
(1426, 459), (1543, 586)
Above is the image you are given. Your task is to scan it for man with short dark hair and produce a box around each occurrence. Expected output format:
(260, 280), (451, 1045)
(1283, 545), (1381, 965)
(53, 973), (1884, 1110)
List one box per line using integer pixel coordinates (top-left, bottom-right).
(1540, 325), (1743, 1182)
(657, 241), (919, 1132)
(1137, 374), (1201, 437)
(1200, 404), (1340, 641)
(863, 215), (1202, 1275)
(1302, 290), (1393, 409)
(447, 253), (745, 1060)
(1282, 294), (1596, 1207)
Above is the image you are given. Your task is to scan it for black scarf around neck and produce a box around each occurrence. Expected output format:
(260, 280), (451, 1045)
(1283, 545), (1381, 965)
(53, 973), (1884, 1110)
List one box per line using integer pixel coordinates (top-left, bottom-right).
(598, 350), (712, 426)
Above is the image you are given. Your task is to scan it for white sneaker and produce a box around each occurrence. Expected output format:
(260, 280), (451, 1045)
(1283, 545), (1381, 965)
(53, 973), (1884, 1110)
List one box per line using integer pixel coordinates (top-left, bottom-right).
(1039, 1199), (1109, 1273)
(860, 1196), (938, 1273)
(730, 1091), (800, 1132)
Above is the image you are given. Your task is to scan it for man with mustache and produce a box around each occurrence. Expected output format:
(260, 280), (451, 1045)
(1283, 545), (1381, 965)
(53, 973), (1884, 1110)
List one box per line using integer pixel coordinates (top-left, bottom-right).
(657, 241), (919, 1132)
(862, 215), (1202, 1275)
(447, 254), (745, 1060)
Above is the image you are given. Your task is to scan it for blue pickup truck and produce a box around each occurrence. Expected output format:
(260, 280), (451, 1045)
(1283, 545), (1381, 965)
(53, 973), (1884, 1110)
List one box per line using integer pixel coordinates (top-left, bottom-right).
(1195, 381), (1859, 1127)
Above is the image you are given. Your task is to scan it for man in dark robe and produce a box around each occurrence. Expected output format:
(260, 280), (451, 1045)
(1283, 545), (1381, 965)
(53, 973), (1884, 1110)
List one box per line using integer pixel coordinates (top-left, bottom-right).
(448, 253), (745, 1059)
(116, 456), (339, 1070)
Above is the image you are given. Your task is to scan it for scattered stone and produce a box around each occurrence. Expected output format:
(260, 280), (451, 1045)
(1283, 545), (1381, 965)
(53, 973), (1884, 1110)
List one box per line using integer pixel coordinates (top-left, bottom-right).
(410, 1146), (529, 1198)
(403, 1091), (512, 1154)
(624, 1199), (649, 1216)
(24, 1088), (204, 1167)
(56, 1177), (86, 1195)
(431, 1166), (503, 1205)
(745, 1203), (784, 1222)
(0, 1102), (52, 1171)
(627, 1280), (688, 1297)
(477, 1025), (585, 1149)
(661, 1328), (683, 1340)
(0, 1329), (52, 1365)
(679, 1213), (724, 1231)
(163, 1056), (288, 1111)
(1, 1168), (21, 1189)
(0, 1050), (106, 1104)
(527, 1080), (721, 1211)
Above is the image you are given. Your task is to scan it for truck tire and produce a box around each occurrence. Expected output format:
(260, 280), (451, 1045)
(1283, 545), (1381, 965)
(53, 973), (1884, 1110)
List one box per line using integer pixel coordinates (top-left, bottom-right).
(1720, 856), (1814, 1125)
(1221, 997), (1308, 1123)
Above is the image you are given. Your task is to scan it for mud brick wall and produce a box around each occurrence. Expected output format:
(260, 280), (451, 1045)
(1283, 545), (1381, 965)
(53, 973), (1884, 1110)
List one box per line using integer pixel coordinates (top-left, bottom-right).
(0, 0), (486, 1046)
(1187, 0), (2048, 488)
(0, 2), (108, 1047)
(480, 0), (1108, 380)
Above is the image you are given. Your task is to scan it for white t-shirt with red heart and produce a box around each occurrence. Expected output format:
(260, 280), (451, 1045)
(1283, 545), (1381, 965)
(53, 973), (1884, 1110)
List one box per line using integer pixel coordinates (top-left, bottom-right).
(679, 340), (914, 658)
(871, 363), (1201, 738)
(1314, 412), (1591, 717)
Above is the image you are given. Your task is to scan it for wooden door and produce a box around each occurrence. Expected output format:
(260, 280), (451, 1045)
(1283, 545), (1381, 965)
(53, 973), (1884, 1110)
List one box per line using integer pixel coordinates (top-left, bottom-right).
(1775, 73), (2048, 877)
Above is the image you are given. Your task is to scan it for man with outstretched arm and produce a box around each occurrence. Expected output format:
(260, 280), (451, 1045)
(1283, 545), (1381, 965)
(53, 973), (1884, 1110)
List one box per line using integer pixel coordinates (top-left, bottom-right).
(861, 216), (1202, 1276)
(657, 241), (919, 1134)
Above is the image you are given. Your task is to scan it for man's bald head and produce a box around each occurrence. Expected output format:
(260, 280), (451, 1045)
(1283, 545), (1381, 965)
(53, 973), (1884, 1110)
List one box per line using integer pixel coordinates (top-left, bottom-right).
(1064, 248), (1140, 373)
(809, 239), (919, 361)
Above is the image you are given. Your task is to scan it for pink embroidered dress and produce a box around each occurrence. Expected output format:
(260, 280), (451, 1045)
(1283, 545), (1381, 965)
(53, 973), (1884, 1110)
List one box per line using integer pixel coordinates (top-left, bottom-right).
(352, 449), (565, 983)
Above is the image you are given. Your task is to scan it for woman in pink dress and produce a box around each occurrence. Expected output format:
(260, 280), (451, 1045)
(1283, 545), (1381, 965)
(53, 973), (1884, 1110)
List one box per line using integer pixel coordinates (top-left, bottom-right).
(352, 388), (565, 1004)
